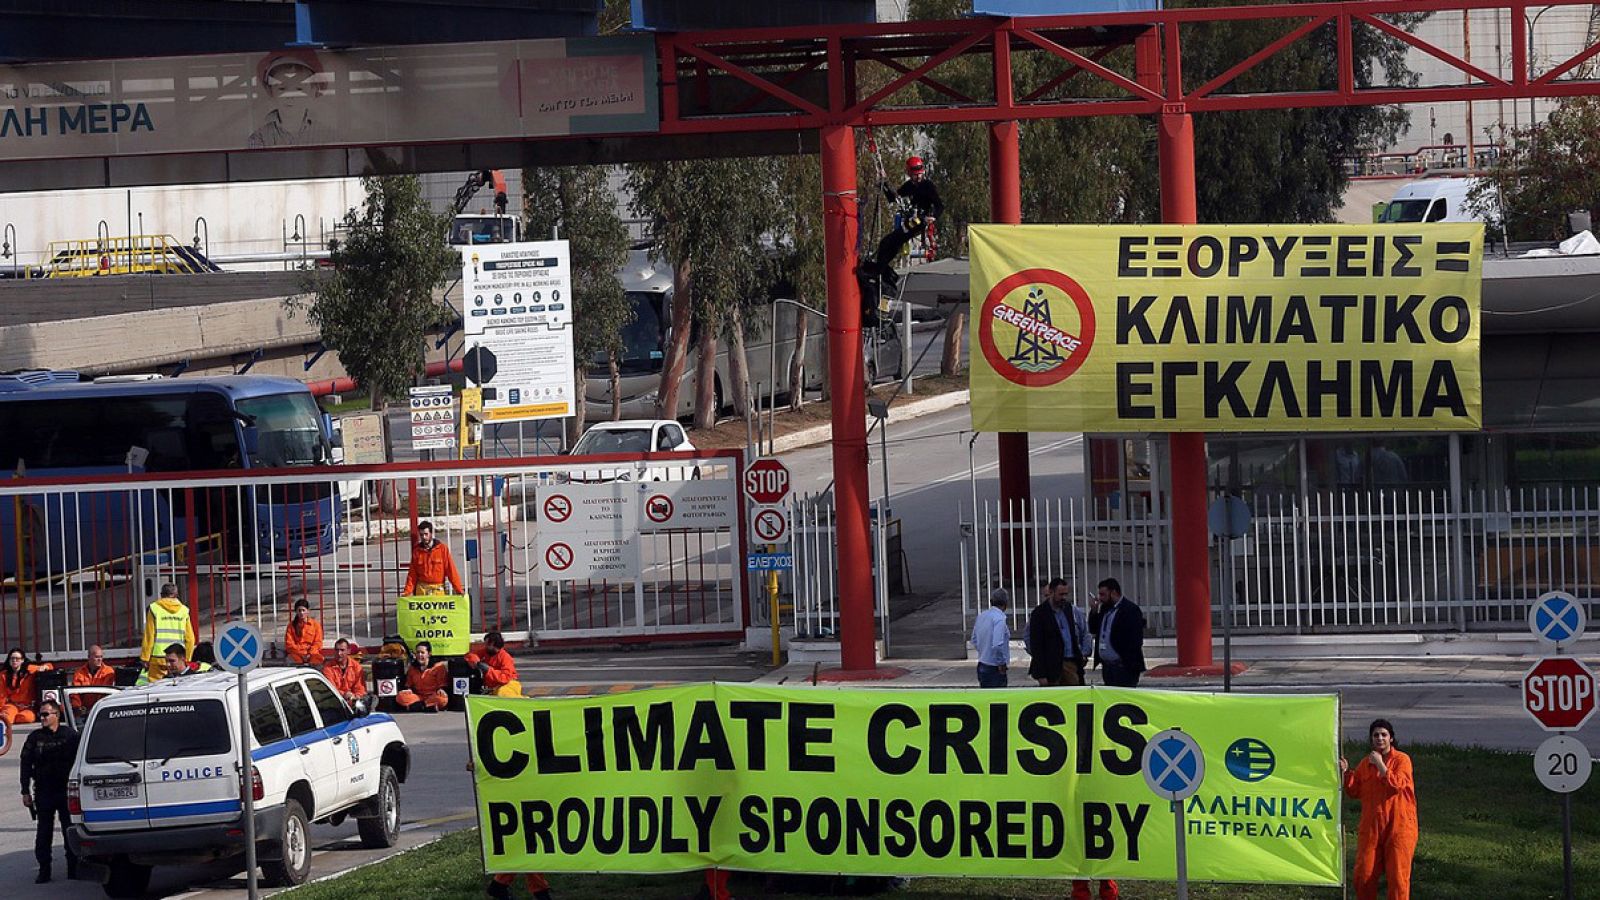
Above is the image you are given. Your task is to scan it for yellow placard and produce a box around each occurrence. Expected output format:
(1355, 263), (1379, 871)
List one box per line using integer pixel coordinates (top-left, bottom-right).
(469, 685), (1341, 884)
(483, 402), (571, 421)
(969, 224), (1482, 432)
(395, 593), (471, 656)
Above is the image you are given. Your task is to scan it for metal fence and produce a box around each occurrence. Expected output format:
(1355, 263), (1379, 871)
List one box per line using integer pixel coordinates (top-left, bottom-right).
(0, 450), (746, 661)
(962, 487), (1600, 636)
(754, 491), (890, 644)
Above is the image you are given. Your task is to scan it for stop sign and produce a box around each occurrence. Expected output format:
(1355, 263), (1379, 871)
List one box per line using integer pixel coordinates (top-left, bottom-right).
(744, 457), (791, 505)
(1523, 657), (1598, 732)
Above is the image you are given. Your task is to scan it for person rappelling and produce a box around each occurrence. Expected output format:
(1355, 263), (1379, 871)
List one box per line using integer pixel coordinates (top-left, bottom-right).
(874, 155), (942, 270)
(858, 155), (942, 323)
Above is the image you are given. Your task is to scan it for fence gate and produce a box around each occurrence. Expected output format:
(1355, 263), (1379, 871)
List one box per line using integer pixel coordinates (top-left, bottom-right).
(0, 450), (747, 661)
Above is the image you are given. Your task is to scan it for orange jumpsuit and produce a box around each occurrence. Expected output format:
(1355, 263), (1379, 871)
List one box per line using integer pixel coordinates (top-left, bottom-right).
(71, 663), (118, 712)
(285, 618), (325, 665)
(397, 661), (449, 711)
(403, 541), (463, 596)
(469, 647), (522, 698)
(491, 873), (550, 892)
(322, 658), (368, 698)
(1071, 879), (1118, 900)
(1, 665), (40, 726)
(1344, 749), (1418, 900)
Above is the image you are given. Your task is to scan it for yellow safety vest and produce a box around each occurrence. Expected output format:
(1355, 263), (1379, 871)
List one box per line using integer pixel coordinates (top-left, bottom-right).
(150, 602), (192, 651)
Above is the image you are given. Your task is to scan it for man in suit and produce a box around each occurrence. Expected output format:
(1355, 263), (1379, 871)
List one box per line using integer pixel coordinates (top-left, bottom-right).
(1025, 578), (1089, 686)
(1090, 577), (1146, 688)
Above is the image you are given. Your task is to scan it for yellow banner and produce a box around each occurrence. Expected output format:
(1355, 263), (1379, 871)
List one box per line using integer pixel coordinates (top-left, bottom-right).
(468, 685), (1341, 884)
(395, 593), (471, 656)
(968, 224), (1482, 432)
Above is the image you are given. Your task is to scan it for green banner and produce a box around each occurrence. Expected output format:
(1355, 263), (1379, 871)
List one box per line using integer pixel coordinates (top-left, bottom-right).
(396, 593), (471, 656)
(468, 685), (1341, 884)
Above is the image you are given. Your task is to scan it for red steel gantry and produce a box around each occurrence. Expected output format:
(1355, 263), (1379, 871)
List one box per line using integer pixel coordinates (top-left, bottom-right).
(652, 0), (1600, 673)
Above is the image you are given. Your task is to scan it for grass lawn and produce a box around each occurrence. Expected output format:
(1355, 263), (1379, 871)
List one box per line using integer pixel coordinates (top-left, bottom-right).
(286, 742), (1597, 900)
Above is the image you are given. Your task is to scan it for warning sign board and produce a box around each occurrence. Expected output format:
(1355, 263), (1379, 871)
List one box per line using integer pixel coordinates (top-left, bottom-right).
(408, 385), (456, 451)
(749, 504), (790, 545)
(535, 483), (639, 580)
(636, 480), (737, 532)
(462, 241), (575, 423)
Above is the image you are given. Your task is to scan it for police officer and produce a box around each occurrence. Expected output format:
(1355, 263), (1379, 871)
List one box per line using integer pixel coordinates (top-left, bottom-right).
(20, 698), (80, 883)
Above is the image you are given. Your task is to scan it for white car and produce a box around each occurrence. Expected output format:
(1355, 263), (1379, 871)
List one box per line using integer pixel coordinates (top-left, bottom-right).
(562, 419), (698, 482)
(67, 669), (408, 897)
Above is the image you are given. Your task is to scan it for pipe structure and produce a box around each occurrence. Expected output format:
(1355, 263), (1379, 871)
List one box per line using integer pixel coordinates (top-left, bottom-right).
(306, 358), (463, 397)
(820, 124), (876, 673)
(1157, 107), (1214, 668)
(989, 120), (1033, 581)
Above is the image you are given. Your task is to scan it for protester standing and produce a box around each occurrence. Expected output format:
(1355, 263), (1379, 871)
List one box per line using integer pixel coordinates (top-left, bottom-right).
(1341, 718), (1418, 900)
(971, 589), (1012, 688)
(20, 699), (79, 882)
(404, 520), (464, 596)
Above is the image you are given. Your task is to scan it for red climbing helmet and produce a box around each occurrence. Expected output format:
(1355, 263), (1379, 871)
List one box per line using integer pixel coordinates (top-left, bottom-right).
(905, 155), (925, 174)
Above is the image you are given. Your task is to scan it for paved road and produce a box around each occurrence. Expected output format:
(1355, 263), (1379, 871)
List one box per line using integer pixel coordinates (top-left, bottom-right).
(781, 403), (1086, 603)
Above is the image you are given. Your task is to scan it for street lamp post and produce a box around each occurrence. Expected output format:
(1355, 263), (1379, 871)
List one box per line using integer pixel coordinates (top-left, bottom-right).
(2, 223), (16, 279)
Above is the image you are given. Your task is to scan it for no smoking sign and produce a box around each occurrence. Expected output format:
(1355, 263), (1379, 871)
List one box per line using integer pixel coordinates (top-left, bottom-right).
(749, 505), (790, 545)
(543, 494), (573, 523)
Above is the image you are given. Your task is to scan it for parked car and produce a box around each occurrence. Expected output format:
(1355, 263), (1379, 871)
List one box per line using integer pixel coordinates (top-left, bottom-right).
(559, 419), (698, 483)
(68, 668), (408, 897)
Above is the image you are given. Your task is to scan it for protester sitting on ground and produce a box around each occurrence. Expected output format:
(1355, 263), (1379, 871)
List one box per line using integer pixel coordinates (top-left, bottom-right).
(2, 646), (41, 726)
(469, 631), (521, 697)
(404, 520), (464, 596)
(322, 638), (368, 706)
(70, 645), (116, 712)
(396, 640), (449, 712)
(284, 598), (325, 665)
(1341, 718), (1417, 900)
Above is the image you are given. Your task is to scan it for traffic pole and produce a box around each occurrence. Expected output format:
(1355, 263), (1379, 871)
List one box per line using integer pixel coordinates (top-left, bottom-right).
(237, 670), (258, 900)
(989, 120), (1033, 581)
(1158, 96), (1214, 669)
(1561, 790), (1573, 900)
(820, 123), (876, 672)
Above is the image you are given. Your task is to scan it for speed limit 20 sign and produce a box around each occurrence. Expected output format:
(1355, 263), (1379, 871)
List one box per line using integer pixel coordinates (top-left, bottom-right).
(744, 457), (791, 506)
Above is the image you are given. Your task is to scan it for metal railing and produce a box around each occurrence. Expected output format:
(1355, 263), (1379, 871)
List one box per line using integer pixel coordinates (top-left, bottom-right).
(961, 487), (1600, 637)
(1, 450), (747, 660)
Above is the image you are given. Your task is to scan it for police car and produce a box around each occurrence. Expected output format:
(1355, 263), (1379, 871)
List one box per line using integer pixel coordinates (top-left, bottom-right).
(66, 668), (409, 898)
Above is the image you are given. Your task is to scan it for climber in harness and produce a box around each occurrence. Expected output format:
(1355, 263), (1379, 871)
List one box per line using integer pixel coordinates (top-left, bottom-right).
(858, 156), (942, 323)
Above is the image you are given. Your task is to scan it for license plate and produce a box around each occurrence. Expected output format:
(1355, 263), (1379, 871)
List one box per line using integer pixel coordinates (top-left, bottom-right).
(94, 786), (138, 802)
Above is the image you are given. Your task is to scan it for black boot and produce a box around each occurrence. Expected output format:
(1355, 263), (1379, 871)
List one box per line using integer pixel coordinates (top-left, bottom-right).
(35, 865), (50, 884)
(533, 891), (554, 900)
(485, 879), (512, 900)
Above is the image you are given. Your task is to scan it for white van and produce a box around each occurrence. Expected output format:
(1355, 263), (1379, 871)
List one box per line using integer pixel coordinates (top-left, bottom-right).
(67, 669), (409, 898)
(1378, 176), (1491, 224)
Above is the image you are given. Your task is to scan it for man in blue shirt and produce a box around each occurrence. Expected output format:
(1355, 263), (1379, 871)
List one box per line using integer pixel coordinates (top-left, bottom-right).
(971, 589), (1011, 688)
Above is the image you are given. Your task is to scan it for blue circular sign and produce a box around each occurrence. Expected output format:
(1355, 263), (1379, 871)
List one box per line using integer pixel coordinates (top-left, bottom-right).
(1530, 591), (1586, 648)
(1141, 729), (1205, 800)
(1225, 737), (1277, 782)
(217, 621), (264, 674)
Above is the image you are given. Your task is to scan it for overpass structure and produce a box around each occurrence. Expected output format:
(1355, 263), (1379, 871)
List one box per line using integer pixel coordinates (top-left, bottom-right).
(4, 0), (1600, 674)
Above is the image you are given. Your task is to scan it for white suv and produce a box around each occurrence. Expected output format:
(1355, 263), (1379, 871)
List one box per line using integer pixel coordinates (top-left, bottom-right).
(67, 668), (409, 898)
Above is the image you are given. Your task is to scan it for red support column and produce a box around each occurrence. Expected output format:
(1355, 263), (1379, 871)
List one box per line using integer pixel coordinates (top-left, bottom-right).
(1157, 108), (1214, 669)
(820, 124), (877, 674)
(989, 120), (1032, 574)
